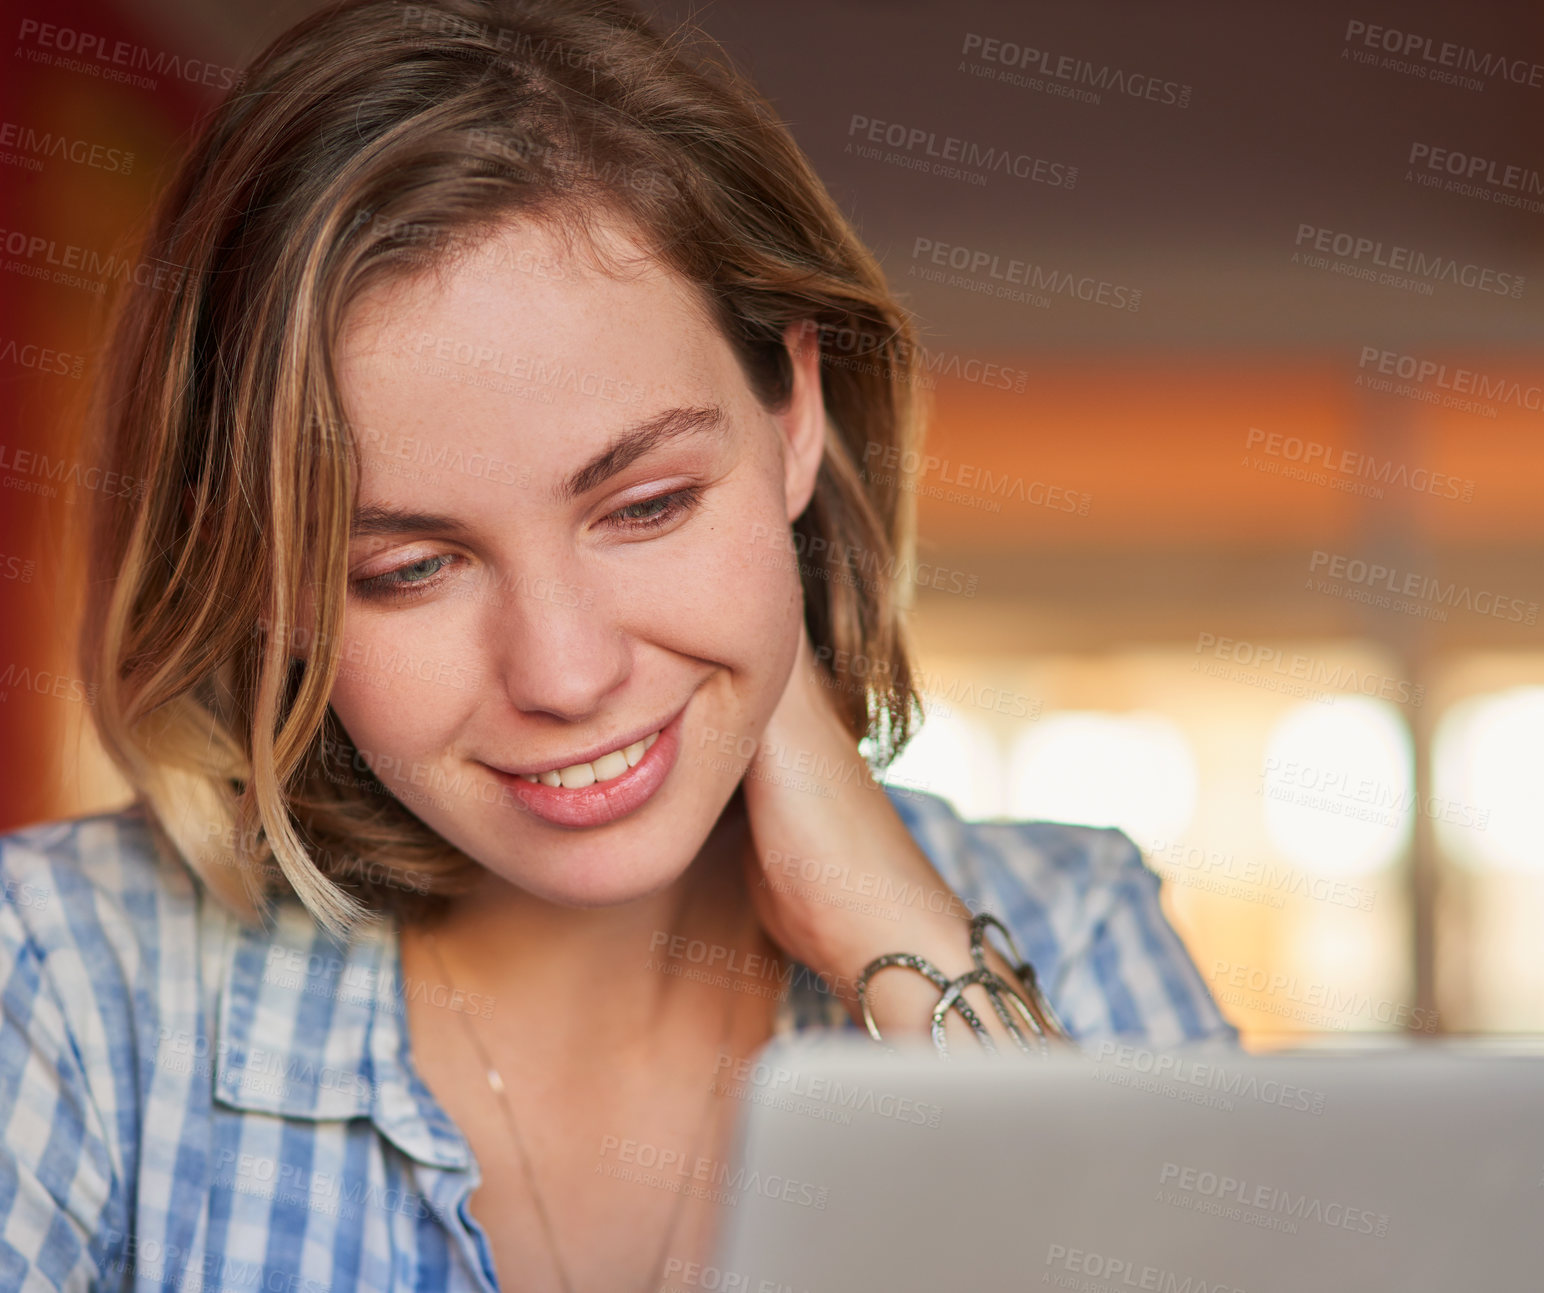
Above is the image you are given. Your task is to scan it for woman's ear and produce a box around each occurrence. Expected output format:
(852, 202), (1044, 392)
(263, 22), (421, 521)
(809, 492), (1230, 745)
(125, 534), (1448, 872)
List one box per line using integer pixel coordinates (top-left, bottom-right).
(777, 319), (826, 523)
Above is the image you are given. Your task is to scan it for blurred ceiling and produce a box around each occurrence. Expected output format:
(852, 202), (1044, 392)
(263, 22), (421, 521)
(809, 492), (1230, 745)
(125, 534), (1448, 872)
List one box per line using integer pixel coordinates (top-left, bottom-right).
(62, 0), (1544, 654)
(109, 0), (1544, 350)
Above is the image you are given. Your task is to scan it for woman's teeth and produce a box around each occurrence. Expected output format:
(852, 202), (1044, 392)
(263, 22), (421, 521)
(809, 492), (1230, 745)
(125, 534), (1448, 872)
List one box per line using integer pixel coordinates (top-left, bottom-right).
(519, 731), (659, 787)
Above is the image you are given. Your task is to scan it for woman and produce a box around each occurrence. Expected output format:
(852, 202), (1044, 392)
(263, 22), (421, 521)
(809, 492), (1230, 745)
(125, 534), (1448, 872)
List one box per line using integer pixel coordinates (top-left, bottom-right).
(0, 1), (1236, 1289)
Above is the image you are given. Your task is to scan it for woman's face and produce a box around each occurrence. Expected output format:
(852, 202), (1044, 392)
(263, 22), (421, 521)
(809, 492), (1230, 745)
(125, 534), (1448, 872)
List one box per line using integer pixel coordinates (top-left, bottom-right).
(329, 211), (825, 907)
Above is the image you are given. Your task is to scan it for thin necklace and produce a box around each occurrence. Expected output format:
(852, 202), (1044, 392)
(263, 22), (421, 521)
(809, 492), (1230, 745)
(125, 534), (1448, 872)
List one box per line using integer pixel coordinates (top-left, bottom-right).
(417, 903), (744, 1293)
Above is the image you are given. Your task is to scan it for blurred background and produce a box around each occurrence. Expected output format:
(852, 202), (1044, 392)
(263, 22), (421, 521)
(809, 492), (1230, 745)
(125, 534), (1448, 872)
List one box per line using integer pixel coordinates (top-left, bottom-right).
(2, 0), (1541, 1047)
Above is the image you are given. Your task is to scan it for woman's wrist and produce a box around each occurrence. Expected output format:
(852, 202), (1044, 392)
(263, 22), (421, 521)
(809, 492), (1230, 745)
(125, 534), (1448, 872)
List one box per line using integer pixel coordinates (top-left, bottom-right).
(825, 909), (975, 1034)
(825, 908), (1066, 1052)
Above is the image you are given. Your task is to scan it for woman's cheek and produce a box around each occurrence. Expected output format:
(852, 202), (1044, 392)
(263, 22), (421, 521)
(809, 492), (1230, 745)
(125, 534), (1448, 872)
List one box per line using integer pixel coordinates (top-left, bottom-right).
(327, 625), (478, 778)
(658, 506), (801, 666)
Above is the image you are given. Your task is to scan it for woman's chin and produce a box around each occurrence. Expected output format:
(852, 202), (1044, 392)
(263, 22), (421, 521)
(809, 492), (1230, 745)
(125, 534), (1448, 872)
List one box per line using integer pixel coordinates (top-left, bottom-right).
(469, 846), (699, 910)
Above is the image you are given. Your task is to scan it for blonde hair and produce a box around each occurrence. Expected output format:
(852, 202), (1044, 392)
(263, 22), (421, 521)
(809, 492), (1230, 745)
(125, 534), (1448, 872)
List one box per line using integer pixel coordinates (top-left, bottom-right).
(81, 0), (929, 942)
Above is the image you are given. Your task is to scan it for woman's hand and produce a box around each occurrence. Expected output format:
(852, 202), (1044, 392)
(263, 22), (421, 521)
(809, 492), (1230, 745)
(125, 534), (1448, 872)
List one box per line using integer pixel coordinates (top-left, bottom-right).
(737, 627), (994, 1037)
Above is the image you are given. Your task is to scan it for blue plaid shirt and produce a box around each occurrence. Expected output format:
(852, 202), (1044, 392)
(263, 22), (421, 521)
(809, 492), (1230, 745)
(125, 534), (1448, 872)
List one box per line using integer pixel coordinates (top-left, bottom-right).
(0, 788), (1236, 1291)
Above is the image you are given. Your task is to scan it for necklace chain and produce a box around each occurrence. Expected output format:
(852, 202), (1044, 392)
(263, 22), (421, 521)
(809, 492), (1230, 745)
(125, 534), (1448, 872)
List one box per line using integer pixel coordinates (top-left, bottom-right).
(418, 910), (743, 1293)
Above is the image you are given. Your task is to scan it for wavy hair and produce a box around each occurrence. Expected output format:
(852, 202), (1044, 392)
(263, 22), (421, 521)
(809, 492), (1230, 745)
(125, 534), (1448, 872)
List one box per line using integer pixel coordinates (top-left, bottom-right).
(80, 0), (928, 942)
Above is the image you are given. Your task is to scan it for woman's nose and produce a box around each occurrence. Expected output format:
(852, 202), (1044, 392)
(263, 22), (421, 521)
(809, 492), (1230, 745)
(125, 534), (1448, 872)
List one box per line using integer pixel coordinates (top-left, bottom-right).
(483, 570), (629, 720)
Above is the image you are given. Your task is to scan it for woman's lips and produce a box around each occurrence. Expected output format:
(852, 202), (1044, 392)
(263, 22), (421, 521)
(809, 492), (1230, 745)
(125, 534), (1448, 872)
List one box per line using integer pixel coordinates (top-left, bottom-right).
(484, 704), (685, 828)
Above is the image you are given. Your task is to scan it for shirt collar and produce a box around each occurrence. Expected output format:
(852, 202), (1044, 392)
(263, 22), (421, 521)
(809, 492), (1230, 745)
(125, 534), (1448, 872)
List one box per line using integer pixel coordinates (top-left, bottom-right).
(212, 896), (470, 1169)
(211, 892), (859, 1170)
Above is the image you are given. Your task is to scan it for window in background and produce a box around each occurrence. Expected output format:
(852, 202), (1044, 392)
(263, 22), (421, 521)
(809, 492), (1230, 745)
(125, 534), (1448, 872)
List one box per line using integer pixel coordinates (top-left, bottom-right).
(1260, 697), (1413, 879)
(885, 647), (1419, 1044)
(1433, 682), (1544, 1031)
(1006, 711), (1197, 845)
(879, 695), (1002, 821)
(1434, 686), (1544, 875)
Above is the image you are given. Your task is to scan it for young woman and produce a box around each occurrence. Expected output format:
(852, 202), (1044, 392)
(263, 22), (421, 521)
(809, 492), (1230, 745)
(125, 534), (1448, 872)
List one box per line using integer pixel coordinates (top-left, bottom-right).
(0, 1), (1236, 1289)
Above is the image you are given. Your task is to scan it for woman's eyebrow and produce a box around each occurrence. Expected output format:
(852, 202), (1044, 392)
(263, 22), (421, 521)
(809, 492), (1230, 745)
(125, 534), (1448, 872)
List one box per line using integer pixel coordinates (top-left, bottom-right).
(555, 403), (727, 502)
(349, 404), (729, 535)
(350, 506), (470, 538)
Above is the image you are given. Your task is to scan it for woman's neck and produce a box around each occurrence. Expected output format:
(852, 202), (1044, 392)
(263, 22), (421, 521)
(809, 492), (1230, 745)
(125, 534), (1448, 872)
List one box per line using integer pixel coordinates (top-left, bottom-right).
(399, 794), (766, 1058)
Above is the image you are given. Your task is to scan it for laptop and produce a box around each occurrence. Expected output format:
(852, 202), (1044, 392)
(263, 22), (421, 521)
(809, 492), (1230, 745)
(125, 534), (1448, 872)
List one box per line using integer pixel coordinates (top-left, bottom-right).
(707, 1035), (1544, 1292)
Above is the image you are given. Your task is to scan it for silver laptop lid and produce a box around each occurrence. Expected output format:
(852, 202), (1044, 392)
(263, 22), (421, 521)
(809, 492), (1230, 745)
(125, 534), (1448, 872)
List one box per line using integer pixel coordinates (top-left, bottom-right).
(708, 1036), (1544, 1293)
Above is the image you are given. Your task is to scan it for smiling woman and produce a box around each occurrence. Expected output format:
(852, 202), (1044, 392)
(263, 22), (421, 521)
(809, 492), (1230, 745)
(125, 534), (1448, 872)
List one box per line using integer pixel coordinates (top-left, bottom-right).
(0, 1), (1234, 1291)
(329, 214), (823, 872)
(78, 1), (924, 935)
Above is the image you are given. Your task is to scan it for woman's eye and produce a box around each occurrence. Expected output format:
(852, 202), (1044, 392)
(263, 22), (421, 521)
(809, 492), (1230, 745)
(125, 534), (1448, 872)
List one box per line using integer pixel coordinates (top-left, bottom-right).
(617, 496), (672, 522)
(351, 553), (456, 600)
(396, 556), (446, 583)
(349, 491), (702, 603)
(607, 487), (703, 531)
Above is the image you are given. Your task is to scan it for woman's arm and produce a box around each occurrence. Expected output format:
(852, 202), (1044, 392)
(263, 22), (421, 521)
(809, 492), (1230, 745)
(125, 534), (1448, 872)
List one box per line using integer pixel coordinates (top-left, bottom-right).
(738, 628), (1237, 1053)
